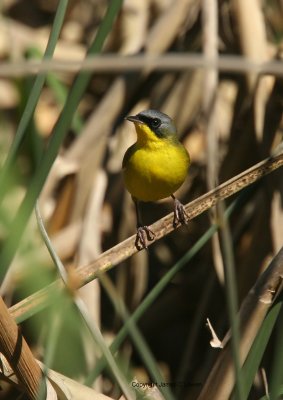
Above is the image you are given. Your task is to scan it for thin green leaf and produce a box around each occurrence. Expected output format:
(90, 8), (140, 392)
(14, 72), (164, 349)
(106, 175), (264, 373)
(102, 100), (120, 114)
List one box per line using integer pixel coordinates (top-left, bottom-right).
(26, 46), (83, 134)
(35, 202), (136, 400)
(85, 198), (241, 385)
(99, 274), (176, 400)
(218, 201), (244, 400)
(0, 0), (123, 282)
(0, 0), (69, 200)
(234, 299), (283, 399)
(268, 301), (283, 400)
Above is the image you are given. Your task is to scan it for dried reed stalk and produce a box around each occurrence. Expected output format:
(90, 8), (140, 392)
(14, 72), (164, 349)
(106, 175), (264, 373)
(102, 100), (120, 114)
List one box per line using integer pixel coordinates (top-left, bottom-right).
(0, 297), (42, 400)
(9, 148), (283, 322)
(197, 246), (283, 400)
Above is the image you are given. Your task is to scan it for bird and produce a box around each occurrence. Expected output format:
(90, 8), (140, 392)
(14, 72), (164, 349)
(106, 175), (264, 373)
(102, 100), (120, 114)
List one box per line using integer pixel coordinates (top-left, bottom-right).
(122, 109), (190, 250)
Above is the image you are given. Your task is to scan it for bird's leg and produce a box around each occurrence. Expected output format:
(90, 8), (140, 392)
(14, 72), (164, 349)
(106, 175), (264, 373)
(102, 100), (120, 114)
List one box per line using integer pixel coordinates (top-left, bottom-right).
(133, 198), (155, 250)
(171, 194), (189, 227)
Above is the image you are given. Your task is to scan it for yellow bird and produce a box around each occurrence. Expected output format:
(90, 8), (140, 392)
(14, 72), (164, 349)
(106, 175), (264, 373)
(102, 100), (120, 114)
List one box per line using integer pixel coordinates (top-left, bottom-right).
(123, 109), (190, 249)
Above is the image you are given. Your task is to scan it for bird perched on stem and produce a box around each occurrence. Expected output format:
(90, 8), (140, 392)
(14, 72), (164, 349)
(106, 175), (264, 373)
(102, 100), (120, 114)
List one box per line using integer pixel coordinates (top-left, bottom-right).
(123, 109), (190, 250)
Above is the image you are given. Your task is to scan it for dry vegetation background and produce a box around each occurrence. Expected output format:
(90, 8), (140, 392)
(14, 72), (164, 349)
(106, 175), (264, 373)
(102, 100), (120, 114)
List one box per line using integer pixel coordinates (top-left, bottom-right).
(0, 0), (283, 399)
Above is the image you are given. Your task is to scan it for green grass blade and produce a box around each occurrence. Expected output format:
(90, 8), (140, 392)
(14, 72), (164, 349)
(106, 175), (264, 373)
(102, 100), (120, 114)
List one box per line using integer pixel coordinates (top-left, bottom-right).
(99, 274), (176, 400)
(46, 73), (83, 133)
(13, 190), (249, 327)
(218, 201), (244, 400)
(27, 46), (83, 134)
(35, 202), (136, 400)
(234, 298), (283, 399)
(0, 0), (69, 200)
(85, 198), (240, 385)
(269, 301), (283, 400)
(0, 0), (123, 282)
(37, 310), (62, 400)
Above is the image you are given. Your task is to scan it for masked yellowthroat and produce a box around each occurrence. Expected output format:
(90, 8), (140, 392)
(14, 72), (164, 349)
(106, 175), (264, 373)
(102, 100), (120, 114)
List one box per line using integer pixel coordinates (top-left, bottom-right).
(123, 109), (190, 249)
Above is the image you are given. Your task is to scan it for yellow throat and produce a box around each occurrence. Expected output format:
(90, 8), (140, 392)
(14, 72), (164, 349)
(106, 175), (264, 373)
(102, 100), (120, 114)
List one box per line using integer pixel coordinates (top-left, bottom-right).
(123, 112), (190, 202)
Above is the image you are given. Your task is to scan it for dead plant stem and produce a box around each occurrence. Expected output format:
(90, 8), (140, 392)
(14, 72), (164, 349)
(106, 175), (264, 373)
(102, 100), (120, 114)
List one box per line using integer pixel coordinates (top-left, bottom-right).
(9, 149), (283, 322)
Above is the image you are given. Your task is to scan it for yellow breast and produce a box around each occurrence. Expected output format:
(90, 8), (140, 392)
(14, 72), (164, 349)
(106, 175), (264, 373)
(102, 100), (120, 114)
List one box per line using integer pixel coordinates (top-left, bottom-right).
(123, 138), (190, 202)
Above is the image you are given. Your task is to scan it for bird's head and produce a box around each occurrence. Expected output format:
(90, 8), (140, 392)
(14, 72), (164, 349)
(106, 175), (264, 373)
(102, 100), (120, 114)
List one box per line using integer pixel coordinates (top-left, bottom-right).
(125, 109), (178, 145)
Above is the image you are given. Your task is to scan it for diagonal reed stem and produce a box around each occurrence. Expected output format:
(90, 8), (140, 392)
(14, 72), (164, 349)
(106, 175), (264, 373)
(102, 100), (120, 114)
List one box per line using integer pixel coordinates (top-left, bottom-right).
(9, 149), (283, 324)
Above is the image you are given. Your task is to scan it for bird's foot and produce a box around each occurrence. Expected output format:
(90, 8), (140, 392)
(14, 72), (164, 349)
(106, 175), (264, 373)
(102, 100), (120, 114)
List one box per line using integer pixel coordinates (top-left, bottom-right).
(173, 198), (189, 227)
(135, 226), (155, 250)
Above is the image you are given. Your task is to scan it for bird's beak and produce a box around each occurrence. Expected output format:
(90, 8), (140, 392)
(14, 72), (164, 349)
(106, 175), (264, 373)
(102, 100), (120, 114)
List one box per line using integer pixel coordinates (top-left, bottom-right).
(125, 115), (144, 124)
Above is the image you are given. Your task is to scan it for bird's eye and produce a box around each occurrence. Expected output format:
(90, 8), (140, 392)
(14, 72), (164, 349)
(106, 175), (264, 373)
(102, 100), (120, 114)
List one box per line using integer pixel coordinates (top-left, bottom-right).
(151, 118), (161, 128)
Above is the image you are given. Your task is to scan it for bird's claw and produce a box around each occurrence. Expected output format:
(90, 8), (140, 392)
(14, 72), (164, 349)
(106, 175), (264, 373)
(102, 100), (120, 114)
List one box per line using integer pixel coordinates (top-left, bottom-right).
(173, 198), (189, 227)
(135, 226), (155, 250)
